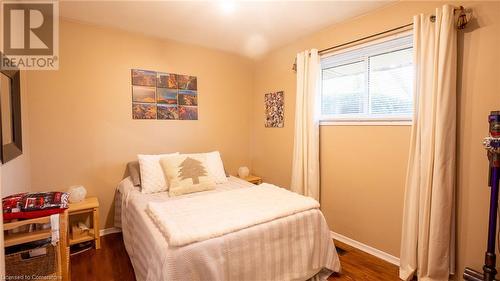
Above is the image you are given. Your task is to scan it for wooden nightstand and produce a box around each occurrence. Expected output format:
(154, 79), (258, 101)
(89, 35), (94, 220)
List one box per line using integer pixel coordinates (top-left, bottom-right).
(242, 175), (262, 185)
(3, 211), (70, 281)
(68, 197), (100, 250)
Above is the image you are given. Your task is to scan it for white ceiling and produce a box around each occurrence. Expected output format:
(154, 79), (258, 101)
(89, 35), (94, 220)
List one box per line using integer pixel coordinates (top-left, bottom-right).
(60, 1), (393, 59)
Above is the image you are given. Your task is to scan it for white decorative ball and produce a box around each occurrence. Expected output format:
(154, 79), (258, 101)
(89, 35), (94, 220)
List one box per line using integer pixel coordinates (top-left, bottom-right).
(68, 185), (87, 203)
(238, 166), (250, 178)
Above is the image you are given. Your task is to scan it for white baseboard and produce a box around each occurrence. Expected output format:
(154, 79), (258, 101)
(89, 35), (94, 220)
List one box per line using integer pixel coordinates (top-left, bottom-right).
(330, 231), (400, 266)
(99, 227), (122, 237)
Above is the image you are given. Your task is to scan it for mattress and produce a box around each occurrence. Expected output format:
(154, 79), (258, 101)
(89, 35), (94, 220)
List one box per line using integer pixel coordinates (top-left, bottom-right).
(116, 176), (341, 281)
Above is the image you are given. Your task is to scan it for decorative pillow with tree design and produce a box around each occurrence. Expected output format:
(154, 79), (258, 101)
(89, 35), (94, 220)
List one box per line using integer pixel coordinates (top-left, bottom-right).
(160, 154), (216, 196)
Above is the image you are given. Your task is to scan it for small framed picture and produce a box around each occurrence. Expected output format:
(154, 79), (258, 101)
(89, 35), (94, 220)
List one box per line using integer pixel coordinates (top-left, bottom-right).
(131, 69), (156, 87)
(132, 86), (156, 103)
(265, 91), (284, 128)
(157, 88), (178, 104)
(177, 74), (197, 90)
(157, 104), (179, 120)
(132, 103), (157, 119)
(178, 90), (197, 106)
(179, 106), (198, 120)
(157, 72), (178, 89)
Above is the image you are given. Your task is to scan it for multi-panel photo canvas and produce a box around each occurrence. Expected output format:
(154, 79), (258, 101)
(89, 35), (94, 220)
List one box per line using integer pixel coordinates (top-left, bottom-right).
(131, 69), (198, 120)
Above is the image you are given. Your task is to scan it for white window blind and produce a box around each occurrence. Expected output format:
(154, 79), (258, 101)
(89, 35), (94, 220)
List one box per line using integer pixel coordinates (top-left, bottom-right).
(321, 34), (413, 122)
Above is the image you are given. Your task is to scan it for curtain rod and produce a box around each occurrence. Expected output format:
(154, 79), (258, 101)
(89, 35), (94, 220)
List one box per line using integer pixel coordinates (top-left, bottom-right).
(293, 6), (470, 71)
(319, 6), (469, 55)
(318, 23), (413, 55)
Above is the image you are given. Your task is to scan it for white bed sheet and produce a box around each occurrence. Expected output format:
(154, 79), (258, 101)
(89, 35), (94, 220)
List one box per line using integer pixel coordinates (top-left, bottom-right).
(116, 176), (341, 281)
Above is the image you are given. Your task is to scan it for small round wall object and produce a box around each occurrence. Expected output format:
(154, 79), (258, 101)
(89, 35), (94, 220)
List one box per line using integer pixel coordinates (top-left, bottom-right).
(67, 185), (87, 203)
(238, 166), (250, 178)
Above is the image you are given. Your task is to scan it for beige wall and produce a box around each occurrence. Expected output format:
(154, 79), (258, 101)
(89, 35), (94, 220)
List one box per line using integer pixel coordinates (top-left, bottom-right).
(26, 20), (254, 228)
(251, 0), (500, 276)
(320, 125), (410, 256)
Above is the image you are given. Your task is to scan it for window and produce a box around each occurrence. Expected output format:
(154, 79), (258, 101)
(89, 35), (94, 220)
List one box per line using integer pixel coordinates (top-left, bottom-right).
(321, 34), (413, 122)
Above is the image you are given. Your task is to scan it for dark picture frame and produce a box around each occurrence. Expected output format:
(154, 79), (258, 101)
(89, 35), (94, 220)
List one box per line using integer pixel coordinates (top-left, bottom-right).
(0, 70), (22, 163)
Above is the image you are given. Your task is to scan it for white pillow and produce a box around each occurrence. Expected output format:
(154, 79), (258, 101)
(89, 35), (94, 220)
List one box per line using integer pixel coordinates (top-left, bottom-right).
(206, 151), (228, 184)
(160, 154), (216, 197)
(138, 152), (179, 194)
(179, 151), (228, 184)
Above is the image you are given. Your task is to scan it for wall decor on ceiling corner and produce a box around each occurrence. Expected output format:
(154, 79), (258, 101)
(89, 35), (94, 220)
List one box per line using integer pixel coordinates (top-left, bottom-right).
(131, 69), (198, 120)
(265, 91), (284, 128)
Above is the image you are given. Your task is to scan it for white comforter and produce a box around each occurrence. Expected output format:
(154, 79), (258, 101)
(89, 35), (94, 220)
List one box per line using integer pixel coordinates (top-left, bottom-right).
(116, 176), (341, 281)
(147, 183), (320, 246)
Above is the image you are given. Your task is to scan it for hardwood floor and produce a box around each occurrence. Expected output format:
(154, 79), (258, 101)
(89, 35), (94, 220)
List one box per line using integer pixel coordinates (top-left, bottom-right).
(328, 240), (400, 281)
(71, 233), (399, 281)
(71, 233), (135, 281)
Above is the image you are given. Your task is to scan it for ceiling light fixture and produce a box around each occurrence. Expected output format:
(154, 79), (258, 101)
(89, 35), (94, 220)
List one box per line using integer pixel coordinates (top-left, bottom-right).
(244, 34), (268, 58)
(219, 0), (236, 14)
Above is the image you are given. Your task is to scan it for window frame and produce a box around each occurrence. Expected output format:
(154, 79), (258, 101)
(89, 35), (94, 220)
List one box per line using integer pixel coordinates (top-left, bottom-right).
(319, 31), (414, 125)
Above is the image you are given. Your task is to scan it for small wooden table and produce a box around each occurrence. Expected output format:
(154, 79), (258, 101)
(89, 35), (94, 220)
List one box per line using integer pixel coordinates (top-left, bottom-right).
(68, 197), (100, 249)
(3, 211), (70, 281)
(242, 175), (262, 185)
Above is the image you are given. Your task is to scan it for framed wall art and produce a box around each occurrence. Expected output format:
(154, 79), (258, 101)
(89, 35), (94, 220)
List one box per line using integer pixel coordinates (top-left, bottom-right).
(131, 69), (198, 120)
(265, 91), (284, 128)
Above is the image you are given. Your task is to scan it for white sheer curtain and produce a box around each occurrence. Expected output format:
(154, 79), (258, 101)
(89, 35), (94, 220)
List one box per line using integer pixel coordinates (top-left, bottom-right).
(291, 49), (320, 201)
(400, 5), (457, 281)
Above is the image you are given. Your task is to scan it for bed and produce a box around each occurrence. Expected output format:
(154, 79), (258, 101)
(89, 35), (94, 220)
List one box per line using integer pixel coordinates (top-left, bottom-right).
(115, 175), (341, 281)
